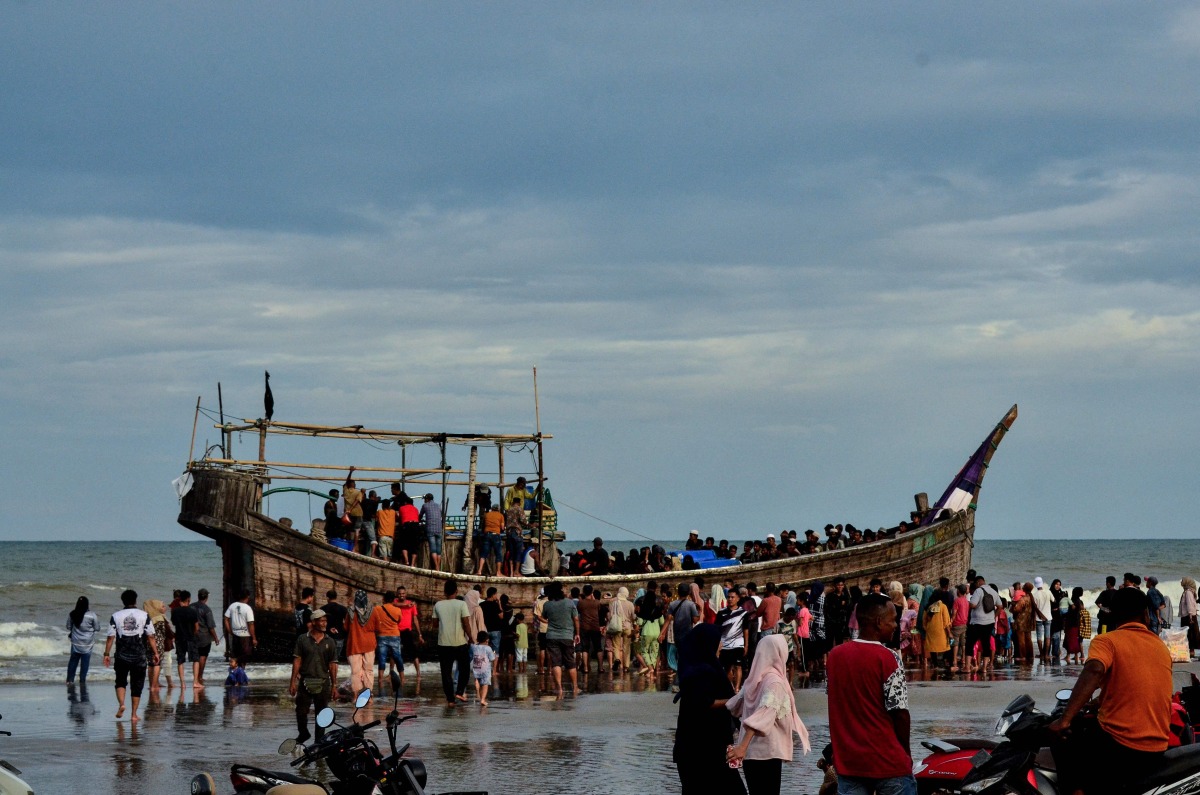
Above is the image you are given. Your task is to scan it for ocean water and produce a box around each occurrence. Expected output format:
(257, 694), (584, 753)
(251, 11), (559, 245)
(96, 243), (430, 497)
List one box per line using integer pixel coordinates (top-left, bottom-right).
(2, 538), (1198, 683)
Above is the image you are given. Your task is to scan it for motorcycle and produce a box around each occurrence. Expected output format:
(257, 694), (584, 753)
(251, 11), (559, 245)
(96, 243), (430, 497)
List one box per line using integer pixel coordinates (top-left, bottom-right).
(958, 689), (1200, 794)
(0, 713), (35, 795)
(913, 736), (999, 794)
(190, 672), (485, 795)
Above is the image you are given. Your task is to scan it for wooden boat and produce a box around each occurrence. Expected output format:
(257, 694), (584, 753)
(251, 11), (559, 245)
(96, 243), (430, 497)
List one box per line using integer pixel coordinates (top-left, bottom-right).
(176, 401), (1017, 662)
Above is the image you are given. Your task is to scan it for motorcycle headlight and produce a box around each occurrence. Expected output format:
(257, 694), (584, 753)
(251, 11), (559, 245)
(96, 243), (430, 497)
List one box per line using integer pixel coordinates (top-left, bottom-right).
(961, 774), (1004, 793)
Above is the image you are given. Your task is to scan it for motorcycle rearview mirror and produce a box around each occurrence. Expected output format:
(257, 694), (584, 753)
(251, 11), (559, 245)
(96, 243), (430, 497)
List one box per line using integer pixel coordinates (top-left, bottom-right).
(1001, 694), (1034, 717)
(1055, 688), (1074, 702)
(355, 689), (372, 709)
(316, 707), (336, 728)
(278, 738), (297, 755)
(390, 669), (401, 697)
(189, 772), (217, 795)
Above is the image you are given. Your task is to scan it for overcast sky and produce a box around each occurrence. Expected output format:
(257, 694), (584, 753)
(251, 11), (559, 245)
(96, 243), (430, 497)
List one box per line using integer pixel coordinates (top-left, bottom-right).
(3, 3), (1198, 543)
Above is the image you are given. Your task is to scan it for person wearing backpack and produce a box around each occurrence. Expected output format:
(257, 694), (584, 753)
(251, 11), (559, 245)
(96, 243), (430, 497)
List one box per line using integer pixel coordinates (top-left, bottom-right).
(967, 574), (1000, 674)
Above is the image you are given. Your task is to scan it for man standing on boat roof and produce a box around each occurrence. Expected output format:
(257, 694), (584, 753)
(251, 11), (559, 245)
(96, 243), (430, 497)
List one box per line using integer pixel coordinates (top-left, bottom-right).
(420, 493), (444, 571)
(503, 476), (533, 511)
(343, 469), (365, 543)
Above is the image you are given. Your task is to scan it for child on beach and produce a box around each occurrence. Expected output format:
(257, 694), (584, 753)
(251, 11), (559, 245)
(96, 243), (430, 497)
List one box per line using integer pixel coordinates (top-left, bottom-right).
(775, 607), (799, 681)
(225, 657), (249, 687)
(470, 631), (496, 706)
(514, 612), (529, 673)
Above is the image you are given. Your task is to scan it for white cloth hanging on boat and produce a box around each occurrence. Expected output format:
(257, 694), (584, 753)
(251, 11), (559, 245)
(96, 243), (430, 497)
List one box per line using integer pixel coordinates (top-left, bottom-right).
(172, 472), (194, 499)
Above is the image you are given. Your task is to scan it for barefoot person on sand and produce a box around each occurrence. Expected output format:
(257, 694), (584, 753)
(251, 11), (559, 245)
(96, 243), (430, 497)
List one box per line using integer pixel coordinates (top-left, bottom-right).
(102, 589), (157, 722)
(541, 580), (580, 699)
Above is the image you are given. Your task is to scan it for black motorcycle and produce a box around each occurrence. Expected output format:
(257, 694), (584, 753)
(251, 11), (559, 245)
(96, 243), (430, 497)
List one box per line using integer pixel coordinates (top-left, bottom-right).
(191, 673), (485, 795)
(959, 689), (1200, 795)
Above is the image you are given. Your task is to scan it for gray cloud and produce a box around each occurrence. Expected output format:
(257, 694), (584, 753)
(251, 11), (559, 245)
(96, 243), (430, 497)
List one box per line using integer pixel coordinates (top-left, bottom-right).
(1, 3), (1197, 540)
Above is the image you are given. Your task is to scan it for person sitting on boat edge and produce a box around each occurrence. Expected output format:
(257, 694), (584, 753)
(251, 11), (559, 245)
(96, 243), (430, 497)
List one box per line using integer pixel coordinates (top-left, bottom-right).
(587, 537), (611, 576)
(517, 539), (542, 576)
(685, 530), (703, 551)
(502, 476), (533, 511)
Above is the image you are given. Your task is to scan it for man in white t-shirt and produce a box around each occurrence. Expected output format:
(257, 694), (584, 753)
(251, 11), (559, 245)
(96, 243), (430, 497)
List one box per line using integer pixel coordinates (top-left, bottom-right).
(1030, 576), (1053, 662)
(967, 575), (1001, 673)
(224, 589), (257, 663)
(103, 588), (157, 722)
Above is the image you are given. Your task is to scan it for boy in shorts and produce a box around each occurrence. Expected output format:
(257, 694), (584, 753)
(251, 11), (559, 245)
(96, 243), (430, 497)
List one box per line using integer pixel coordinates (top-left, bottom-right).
(470, 631), (497, 706)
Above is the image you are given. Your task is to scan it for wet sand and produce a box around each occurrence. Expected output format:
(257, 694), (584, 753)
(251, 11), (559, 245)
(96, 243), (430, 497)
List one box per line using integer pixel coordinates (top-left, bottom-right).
(5, 661), (1199, 794)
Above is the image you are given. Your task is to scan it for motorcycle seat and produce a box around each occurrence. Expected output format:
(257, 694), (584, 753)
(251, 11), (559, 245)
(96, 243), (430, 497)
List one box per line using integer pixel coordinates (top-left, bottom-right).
(1132, 743), (1200, 792)
(936, 738), (1001, 751)
(233, 764), (314, 785)
(266, 786), (325, 795)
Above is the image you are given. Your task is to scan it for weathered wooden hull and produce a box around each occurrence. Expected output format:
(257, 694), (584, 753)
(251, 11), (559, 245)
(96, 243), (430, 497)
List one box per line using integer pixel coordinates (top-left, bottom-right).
(179, 467), (976, 662)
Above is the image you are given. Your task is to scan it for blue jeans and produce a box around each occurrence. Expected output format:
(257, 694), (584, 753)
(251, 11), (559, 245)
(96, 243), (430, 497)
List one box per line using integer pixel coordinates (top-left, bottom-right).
(67, 650), (91, 683)
(838, 774), (918, 795)
(480, 533), (503, 562)
(1035, 620), (1052, 642)
(1051, 629), (1063, 658)
(488, 630), (502, 654)
(376, 635), (403, 671)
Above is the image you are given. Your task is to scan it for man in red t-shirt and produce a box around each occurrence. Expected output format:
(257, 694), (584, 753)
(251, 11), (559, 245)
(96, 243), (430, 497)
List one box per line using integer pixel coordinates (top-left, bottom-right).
(826, 594), (916, 795)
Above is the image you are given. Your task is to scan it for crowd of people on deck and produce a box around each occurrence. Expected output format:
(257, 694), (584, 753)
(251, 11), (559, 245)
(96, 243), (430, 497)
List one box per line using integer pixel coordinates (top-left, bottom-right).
(318, 470), (544, 576)
(681, 521), (920, 564)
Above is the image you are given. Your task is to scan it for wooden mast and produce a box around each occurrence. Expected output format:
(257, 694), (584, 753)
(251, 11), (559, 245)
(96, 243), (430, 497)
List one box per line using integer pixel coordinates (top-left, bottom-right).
(188, 396), (201, 466)
(533, 367), (546, 565)
(462, 445), (479, 574)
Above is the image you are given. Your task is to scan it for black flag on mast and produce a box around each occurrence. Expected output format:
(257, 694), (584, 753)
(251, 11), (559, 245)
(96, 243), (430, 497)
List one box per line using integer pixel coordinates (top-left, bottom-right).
(264, 371), (274, 421)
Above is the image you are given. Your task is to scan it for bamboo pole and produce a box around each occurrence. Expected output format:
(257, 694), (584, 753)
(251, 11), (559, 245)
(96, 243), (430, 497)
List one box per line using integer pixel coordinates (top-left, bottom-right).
(196, 459), (463, 475)
(217, 382), (227, 459)
(188, 396), (201, 465)
(216, 419), (549, 443)
(439, 438), (449, 570)
(251, 474), (502, 487)
(258, 421), (267, 464)
(533, 367), (546, 563)
(462, 445), (478, 574)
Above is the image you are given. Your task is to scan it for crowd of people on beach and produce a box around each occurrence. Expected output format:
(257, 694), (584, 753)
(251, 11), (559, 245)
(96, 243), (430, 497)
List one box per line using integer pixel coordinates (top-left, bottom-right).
(66, 558), (1200, 793)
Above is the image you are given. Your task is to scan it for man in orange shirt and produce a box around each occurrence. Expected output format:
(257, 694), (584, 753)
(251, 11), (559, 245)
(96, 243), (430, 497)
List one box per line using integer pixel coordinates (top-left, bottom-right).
(1049, 587), (1171, 795)
(375, 499), (396, 561)
(476, 504), (505, 575)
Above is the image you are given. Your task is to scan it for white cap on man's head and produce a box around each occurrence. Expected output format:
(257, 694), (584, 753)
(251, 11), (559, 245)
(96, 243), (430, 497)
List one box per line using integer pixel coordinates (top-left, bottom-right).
(689, 529), (698, 536)
(1034, 577), (1044, 588)
(767, 533), (775, 540)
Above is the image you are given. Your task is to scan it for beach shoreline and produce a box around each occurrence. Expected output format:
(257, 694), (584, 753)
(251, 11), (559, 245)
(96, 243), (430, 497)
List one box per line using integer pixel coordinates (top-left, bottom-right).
(6, 661), (1200, 794)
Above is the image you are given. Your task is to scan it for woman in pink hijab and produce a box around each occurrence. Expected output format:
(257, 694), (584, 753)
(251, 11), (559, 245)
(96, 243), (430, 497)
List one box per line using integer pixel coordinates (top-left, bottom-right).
(725, 634), (810, 794)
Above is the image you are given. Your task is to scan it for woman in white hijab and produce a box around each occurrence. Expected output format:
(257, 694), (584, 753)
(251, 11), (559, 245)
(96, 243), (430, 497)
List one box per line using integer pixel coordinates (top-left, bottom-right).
(725, 634), (810, 794)
(609, 587), (636, 674)
(710, 584), (728, 614)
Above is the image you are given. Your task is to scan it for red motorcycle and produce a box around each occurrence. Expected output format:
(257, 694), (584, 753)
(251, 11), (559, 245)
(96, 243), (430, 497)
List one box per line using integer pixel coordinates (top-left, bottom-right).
(913, 737), (999, 795)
